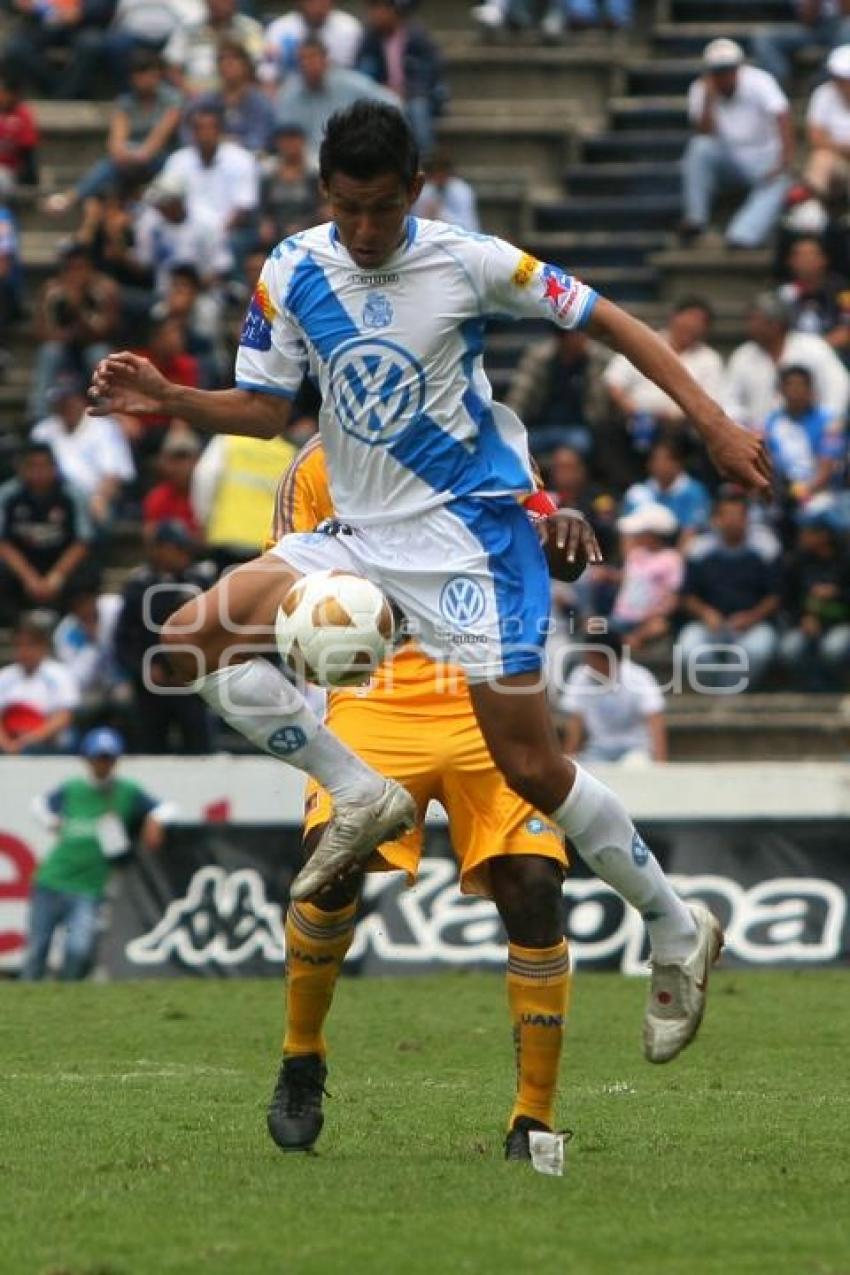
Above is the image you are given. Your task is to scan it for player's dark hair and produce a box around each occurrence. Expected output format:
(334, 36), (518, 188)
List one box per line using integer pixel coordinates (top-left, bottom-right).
(779, 363), (813, 386)
(320, 100), (420, 188)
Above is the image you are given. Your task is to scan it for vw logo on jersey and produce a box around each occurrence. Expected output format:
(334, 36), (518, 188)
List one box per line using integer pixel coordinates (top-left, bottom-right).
(440, 576), (487, 629)
(362, 291), (393, 329)
(328, 337), (425, 447)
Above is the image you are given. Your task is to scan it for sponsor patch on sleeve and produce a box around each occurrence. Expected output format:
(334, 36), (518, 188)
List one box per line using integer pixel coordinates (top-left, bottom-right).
(239, 280), (278, 352)
(512, 252), (541, 289)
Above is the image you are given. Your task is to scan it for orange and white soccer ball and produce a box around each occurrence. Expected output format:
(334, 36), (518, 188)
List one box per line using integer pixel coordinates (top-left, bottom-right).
(274, 570), (395, 687)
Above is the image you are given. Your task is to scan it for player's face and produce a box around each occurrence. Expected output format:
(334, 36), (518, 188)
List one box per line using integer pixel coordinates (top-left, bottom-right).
(325, 171), (423, 269)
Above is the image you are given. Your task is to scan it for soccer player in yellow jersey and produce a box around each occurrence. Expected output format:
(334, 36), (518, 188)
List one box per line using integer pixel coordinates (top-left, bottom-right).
(267, 436), (574, 1161)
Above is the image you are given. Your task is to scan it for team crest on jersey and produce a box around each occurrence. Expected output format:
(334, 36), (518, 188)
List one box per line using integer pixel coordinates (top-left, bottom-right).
(541, 265), (577, 320)
(239, 281), (277, 351)
(362, 291), (394, 329)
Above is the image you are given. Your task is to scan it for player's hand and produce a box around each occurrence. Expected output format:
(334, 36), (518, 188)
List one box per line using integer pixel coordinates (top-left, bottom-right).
(705, 425), (773, 499)
(542, 507), (604, 566)
(88, 352), (171, 416)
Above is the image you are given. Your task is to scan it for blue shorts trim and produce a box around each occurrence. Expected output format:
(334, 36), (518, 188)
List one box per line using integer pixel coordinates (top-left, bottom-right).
(447, 495), (550, 677)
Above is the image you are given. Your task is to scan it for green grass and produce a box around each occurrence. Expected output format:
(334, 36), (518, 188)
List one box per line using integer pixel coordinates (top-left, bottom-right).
(1, 972), (849, 1275)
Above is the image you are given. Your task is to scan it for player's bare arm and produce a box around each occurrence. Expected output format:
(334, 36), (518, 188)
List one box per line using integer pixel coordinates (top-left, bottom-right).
(89, 351), (291, 440)
(587, 297), (773, 495)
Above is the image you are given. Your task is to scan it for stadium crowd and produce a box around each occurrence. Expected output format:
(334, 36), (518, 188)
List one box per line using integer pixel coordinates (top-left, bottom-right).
(1, 0), (850, 760)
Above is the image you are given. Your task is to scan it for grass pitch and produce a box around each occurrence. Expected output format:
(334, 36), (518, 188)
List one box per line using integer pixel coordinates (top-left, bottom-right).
(2, 971), (849, 1275)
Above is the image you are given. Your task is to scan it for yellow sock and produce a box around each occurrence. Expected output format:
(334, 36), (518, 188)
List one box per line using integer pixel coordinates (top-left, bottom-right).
(283, 900), (357, 1058)
(506, 939), (572, 1130)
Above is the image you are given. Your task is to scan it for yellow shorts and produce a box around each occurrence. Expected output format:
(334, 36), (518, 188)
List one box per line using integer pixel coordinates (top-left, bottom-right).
(304, 698), (568, 900)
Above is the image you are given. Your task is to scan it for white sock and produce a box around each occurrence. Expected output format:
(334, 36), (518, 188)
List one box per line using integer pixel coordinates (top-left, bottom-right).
(553, 764), (697, 962)
(195, 660), (385, 805)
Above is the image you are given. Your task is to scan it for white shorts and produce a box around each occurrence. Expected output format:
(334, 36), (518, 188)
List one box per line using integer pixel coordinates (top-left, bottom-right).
(270, 495), (551, 683)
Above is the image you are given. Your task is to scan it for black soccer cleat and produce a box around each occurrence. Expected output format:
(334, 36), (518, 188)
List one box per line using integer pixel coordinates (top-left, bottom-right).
(267, 1053), (328, 1152)
(504, 1115), (551, 1162)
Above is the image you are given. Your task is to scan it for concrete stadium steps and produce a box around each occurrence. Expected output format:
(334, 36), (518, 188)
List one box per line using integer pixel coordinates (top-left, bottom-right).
(442, 45), (625, 110)
(624, 57), (702, 96)
(665, 694), (850, 761)
(649, 245), (773, 307)
(609, 95), (688, 131)
(562, 161), (680, 198)
(533, 193), (681, 233)
(667, 0), (794, 20)
(581, 128), (689, 163)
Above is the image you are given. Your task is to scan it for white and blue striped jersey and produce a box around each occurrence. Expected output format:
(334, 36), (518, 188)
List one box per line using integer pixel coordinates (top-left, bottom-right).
(235, 217), (598, 527)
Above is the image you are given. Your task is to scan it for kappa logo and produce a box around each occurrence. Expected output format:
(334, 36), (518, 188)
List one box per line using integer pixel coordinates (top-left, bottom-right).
(439, 576), (487, 629)
(328, 336), (425, 446)
(362, 291), (394, 329)
(126, 867), (285, 968)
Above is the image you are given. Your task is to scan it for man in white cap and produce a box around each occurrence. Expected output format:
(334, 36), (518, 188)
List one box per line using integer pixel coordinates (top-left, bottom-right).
(752, 0), (850, 88)
(680, 38), (793, 248)
(806, 44), (850, 197)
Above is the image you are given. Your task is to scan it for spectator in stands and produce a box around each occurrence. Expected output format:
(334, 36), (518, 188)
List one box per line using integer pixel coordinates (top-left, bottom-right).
(0, 70), (39, 198)
(134, 170), (233, 295)
(779, 507), (850, 687)
(545, 446), (618, 538)
(0, 441), (94, 621)
(158, 102), (258, 261)
(74, 180), (155, 330)
(125, 315), (201, 452)
(622, 436), (712, 543)
(53, 586), (129, 713)
(473, 0), (633, 35)
(275, 34), (400, 154)
(191, 431), (295, 568)
(2, 0), (115, 99)
(764, 365), (845, 506)
(258, 124), (321, 248)
(680, 39), (793, 249)
(30, 242), (120, 423)
(44, 50), (181, 218)
(753, 0), (850, 88)
(65, 0), (204, 96)
(604, 296), (723, 454)
(357, 0), (447, 156)
(0, 202), (23, 373)
(142, 429), (201, 537)
(558, 632), (666, 765)
(153, 264), (222, 383)
(610, 504), (684, 651)
(805, 44), (850, 202)
(21, 726), (167, 981)
(208, 40), (275, 154)
(725, 291), (850, 433)
(778, 236), (850, 352)
(262, 0), (363, 90)
(0, 612), (79, 754)
(413, 151), (479, 231)
(678, 490), (781, 691)
(116, 520), (215, 752)
(506, 328), (609, 457)
(32, 373), (135, 526)
(165, 0), (264, 98)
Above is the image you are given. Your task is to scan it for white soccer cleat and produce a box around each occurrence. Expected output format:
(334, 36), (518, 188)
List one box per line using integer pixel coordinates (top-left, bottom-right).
(289, 779), (417, 901)
(643, 903), (724, 1064)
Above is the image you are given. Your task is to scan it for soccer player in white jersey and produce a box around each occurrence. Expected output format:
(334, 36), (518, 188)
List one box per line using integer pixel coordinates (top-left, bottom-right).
(92, 103), (772, 1113)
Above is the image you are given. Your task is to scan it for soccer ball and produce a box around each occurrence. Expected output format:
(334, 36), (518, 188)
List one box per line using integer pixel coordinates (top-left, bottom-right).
(274, 570), (396, 687)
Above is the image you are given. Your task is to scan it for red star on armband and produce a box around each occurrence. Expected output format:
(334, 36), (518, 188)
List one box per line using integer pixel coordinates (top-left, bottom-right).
(544, 273), (568, 307)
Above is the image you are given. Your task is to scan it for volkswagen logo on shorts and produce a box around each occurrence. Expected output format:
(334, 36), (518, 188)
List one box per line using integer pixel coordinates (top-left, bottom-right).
(329, 337), (425, 446)
(440, 576), (487, 629)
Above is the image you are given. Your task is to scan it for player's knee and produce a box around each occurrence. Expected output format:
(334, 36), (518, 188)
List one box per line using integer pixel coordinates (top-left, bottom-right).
(491, 855), (563, 948)
(496, 747), (561, 813)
